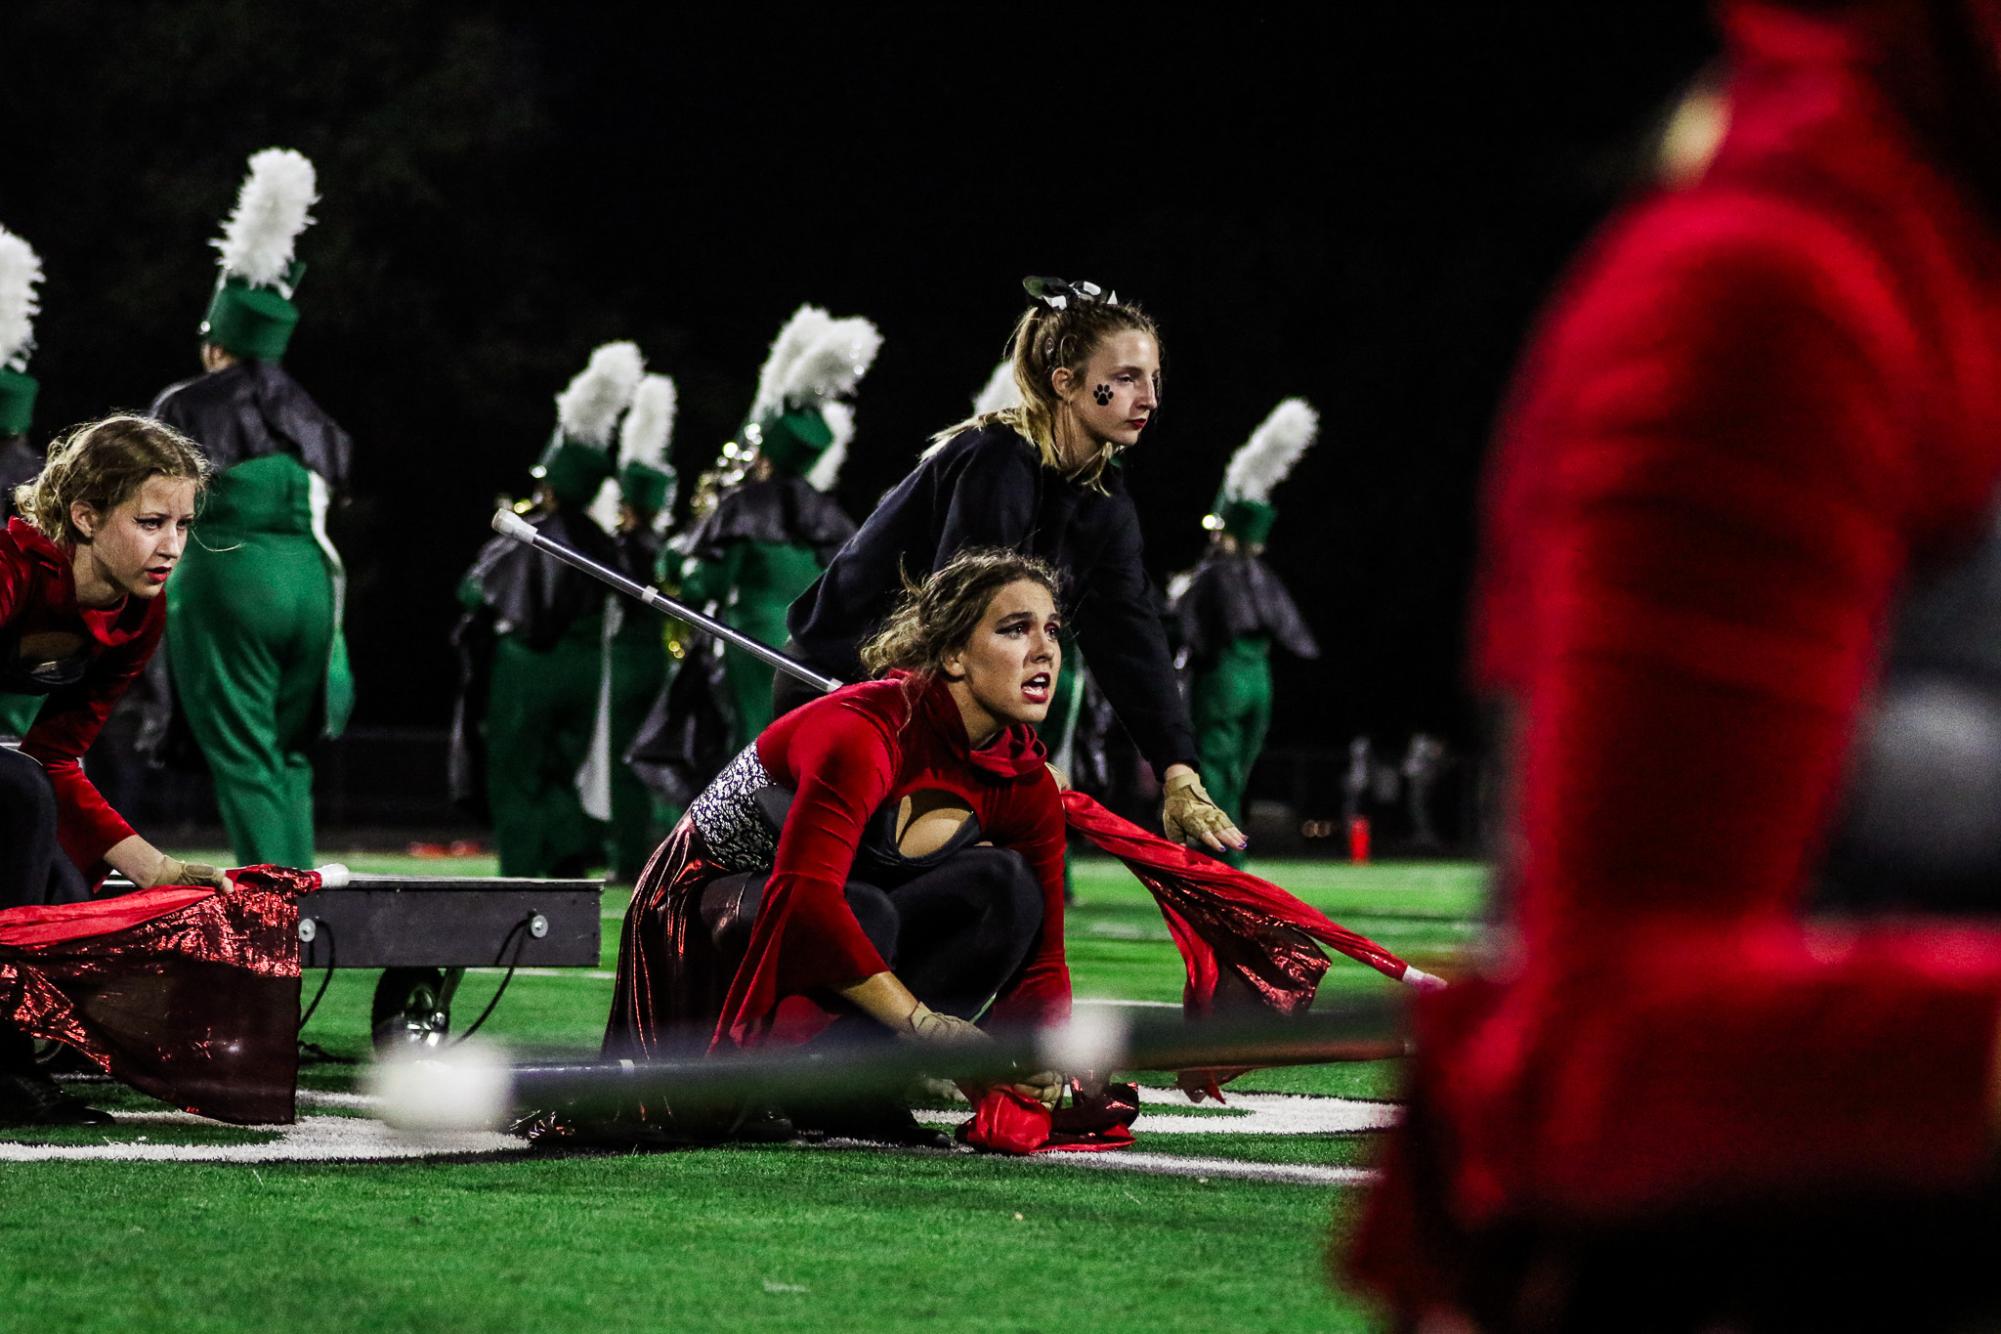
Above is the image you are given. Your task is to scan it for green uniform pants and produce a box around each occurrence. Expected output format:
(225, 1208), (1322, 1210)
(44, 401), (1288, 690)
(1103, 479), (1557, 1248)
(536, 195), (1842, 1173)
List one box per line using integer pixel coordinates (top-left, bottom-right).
(684, 540), (826, 754)
(1190, 638), (1273, 870)
(0, 693), (40, 739)
(485, 627), (606, 877)
(607, 617), (667, 879)
(170, 456), (337, 869)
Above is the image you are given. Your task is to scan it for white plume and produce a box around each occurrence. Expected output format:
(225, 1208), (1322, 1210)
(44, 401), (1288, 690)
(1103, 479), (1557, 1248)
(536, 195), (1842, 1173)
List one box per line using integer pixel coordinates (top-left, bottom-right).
(555, 340), (645, 447)
(750, 305), (834, 422)
(212, 148), (319, 289)
(806, 401), (855, 492)
(779, 315), (882, 409)
(972, 359), (1020, 416)
(619, 373), (678, 472)
(586, 476), (622, 533)
(1223, 398), (1319, 503)
(0, 226), (43, 371)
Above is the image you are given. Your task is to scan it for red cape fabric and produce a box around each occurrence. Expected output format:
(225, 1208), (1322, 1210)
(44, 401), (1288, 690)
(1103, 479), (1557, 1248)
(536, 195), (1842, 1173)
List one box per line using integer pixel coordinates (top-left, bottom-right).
(1060, 791), (1437, 1097)
(0, 865), (316, 1124)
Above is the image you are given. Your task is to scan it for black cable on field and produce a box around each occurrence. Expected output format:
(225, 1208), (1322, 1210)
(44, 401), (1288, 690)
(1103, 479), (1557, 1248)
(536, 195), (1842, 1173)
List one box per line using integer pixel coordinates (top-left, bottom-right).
(296, 923), (337, 1033)
(450, 916), (532, 1046)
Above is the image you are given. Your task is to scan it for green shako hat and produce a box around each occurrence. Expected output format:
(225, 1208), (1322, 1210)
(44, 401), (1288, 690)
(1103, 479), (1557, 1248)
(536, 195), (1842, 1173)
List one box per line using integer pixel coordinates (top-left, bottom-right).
(0, 224), (44, 436)
(741, 304), (881, 483)
(200, 148), (319, 362)
(534, 341), (644, 508)
(617, 373), (679, 518)
(1205, 397), (1320, 546)
(747, 407), (834, 476)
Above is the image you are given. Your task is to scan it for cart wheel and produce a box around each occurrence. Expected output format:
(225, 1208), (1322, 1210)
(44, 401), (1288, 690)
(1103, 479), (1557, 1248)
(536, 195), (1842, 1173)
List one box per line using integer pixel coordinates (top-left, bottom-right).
(371, 968), (452, 1051)
(31, 1037), (91, 1074)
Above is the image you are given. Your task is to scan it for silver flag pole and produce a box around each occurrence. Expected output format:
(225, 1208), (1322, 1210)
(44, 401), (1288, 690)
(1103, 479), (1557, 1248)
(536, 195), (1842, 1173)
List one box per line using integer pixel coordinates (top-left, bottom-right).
(489, 508), (845, 694)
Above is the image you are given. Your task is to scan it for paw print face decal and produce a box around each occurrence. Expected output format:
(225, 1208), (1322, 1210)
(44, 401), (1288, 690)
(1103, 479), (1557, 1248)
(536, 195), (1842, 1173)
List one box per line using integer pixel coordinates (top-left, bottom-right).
(1093, 384), (1114, 406)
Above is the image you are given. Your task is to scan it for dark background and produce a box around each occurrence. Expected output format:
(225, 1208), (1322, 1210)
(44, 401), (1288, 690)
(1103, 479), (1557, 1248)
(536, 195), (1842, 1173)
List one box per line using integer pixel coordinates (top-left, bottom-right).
(0, 3), (1717, 770)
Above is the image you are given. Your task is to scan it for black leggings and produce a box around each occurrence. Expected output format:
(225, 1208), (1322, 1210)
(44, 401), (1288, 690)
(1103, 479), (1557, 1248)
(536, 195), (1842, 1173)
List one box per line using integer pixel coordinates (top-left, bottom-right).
(0, 743), (91, 1072)
(0, 745), (87, 913)
(698, 846), (1044, 1022)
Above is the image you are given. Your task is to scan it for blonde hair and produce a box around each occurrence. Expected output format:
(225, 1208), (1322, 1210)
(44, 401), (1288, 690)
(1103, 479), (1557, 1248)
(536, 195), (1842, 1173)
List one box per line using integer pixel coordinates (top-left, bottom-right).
(14, 415), (210, 547)
(859, 547), (1063, 679)
(930, 293), (1161, 492)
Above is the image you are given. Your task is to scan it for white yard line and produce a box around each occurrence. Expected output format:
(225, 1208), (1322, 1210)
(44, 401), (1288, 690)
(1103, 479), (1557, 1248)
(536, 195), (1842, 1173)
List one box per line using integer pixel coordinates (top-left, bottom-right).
(1018, 1149), (1375, 1188)
(0, 1089), (1393, 1173)
(0, 1114), (519, 1164)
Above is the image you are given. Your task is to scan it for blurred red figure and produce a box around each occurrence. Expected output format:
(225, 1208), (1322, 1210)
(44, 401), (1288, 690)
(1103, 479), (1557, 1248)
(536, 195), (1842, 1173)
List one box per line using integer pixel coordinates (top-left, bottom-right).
(1353, 3), (2001, 1330)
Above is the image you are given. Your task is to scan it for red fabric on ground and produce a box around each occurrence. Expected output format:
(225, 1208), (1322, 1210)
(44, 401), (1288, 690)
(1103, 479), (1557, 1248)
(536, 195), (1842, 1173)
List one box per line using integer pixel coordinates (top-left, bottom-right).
(958, 1081), (1139, 1155)
(0, 866), (317, 1124)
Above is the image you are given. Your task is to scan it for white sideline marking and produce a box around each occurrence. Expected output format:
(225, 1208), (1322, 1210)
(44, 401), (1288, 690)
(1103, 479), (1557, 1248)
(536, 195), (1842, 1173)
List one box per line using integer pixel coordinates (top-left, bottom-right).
(0, 1114), (519, 1164)
(445, 974), (1186, 1002)
(1021, 1150), (1374, 1188)
(0, 1089), (1393, 1172)
(918, 1090), (1397, 1137)
(802, 1137), (1376, 1188)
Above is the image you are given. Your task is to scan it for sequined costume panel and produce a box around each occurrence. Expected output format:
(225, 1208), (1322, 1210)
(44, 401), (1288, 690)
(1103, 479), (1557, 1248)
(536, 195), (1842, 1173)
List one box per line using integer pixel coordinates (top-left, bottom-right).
(687, 743), (779, 871)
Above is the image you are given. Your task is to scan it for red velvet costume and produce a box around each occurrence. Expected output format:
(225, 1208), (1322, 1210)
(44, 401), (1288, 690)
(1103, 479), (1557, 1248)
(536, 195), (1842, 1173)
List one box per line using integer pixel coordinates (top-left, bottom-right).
(1356, 2), (2001, 1324)
(606, 672), (1069, 1057)
(0, 517), (164, 880)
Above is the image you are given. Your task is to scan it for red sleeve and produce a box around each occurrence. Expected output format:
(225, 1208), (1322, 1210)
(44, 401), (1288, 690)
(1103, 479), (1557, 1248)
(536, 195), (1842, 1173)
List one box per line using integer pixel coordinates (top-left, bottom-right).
(19, 597), (163, 879)
(1441, 196), (2001, 1223)
(985, 774), (1071, 1030)
(713, 699), (895, 1046)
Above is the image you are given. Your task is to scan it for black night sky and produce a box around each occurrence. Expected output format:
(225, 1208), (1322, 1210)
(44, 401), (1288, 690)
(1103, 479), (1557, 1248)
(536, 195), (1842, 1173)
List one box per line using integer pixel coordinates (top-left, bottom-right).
(1, 3), (1717, 766)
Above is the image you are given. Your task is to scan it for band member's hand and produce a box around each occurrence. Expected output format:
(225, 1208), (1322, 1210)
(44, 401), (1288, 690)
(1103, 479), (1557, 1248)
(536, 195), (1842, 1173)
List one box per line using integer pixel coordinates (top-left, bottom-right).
(1010, 1069), (1064, 1108)
(840, 972), (981, 1041)
(160, 858), (230, 890)
(1046, 762), (1071, 792)
(906, 1004), (985, 1043)
(1161, 769), (1247, 853)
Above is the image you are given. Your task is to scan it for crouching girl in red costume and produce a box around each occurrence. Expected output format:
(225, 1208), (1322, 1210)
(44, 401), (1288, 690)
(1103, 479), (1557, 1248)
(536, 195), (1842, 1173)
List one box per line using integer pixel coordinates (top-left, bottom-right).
(0, 415), (239, 1124)
(596, 548), (1073, 1146)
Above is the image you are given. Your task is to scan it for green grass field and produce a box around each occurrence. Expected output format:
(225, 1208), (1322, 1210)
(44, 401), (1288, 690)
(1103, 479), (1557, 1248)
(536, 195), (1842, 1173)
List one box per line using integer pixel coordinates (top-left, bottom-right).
(1, 853), (1487, 1333)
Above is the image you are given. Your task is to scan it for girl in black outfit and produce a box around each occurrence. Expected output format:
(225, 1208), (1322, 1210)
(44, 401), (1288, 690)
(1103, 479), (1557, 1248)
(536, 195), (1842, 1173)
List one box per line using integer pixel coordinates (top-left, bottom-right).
(785, 277), (1243, 853)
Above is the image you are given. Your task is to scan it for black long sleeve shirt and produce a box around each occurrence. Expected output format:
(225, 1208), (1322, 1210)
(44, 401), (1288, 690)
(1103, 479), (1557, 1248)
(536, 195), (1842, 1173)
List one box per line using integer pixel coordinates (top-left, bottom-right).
(787, 422), (1197, 775)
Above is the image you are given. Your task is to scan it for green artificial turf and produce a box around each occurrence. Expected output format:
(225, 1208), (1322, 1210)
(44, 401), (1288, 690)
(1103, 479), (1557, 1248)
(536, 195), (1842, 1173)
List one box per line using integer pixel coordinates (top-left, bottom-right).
(0, 853), (1485, 1332)
(0, 1152), (1380, 1333)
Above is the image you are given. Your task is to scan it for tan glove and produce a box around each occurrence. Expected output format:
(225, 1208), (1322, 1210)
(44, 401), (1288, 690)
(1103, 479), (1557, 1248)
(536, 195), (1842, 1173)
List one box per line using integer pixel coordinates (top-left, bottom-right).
(837, 972), (986, 1042)
(1161, 770), (1247, 853)
(906, 1004), (985, 1043)
(159, 858), (229, 889)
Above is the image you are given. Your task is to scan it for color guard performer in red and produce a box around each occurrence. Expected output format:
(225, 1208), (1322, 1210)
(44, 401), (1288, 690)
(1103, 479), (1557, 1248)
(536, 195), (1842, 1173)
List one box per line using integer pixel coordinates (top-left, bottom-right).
(596, 548), (1074, 1146)
(0, 415), (230, 1124)
(1353, 3), (2001, 1329)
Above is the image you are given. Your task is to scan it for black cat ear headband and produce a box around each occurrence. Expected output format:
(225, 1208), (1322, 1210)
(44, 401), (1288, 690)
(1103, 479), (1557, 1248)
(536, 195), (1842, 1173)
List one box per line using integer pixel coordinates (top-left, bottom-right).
(1022, 275), (1120, 311)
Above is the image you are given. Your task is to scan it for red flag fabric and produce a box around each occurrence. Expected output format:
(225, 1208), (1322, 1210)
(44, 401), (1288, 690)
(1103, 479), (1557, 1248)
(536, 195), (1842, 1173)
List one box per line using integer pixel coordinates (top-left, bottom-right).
(0, 865), (318, 1125)
(1060, 792), (1443, 1097)
(958, 1079), (1140, 1155)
